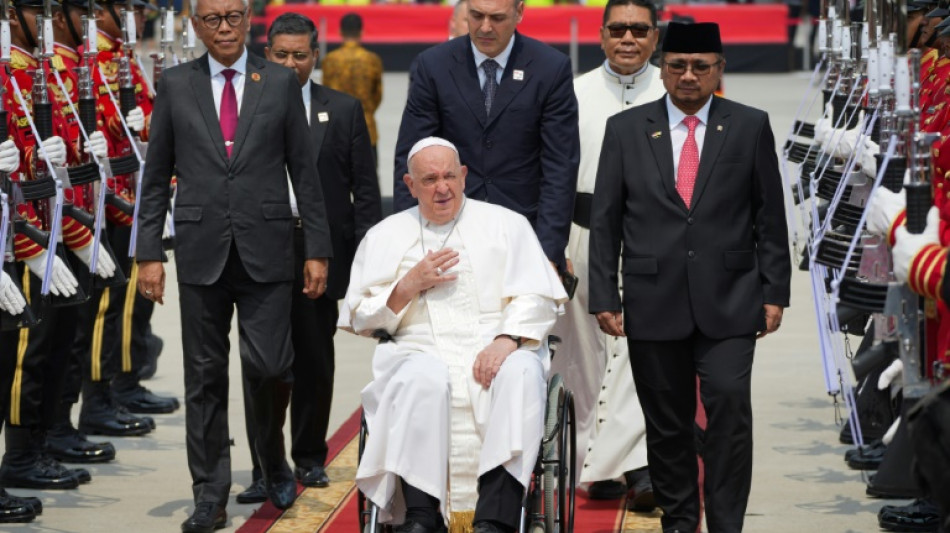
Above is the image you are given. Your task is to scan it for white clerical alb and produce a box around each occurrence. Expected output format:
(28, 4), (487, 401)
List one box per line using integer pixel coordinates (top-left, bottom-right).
(339, 199), (567, 525)
(551, 60), (665, 485)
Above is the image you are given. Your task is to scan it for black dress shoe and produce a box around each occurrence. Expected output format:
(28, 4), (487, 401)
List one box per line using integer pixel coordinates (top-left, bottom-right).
(0, 457), (79, 490)
(266, 475), (298, 510)
(236, 479), (267, 504)
(878, 499), (940, 532)
(394, 520), (448, 533)
(472, 520), (512, 533)
(847, 441), (887, 470)
(47, 424), (116, 464)
(181, 502), (226, 533)
(844, 439), (885, 462)
(0, 491), (35, 524)
(294, 465), (330, 488)
(625, 471), (656, 512)
(114, 384), (180, 414)
(1, 490), (42, 515)
(79, 400), (152, 437)
(586, 479), (626, 500)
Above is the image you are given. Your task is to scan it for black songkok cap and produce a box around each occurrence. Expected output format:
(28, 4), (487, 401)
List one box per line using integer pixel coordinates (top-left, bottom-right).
(663, 22), (723, 55)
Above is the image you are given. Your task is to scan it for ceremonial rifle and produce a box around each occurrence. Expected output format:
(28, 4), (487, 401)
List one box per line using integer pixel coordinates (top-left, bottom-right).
(7, 0), (85, 302)
(180, 0), (195, 61)
(0, 0), (37, 327)
(149, 4), (172, 84)
(48, 0), (126, 288)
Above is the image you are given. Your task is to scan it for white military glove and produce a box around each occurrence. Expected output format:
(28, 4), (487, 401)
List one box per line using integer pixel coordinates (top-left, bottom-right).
(126, 107), (145, 132)
(813, 104), (833, 146)
(878, 359), (903, 390)
(865, 187), (906, 237)
(84, 131), (109, 160)
(892, 207), (941, 283)
(71, 243), (116, 279)
(22, 249), (78, 297)
(0, 139), (20, 174)
(0, 269), (26, 315)
(40, 136), (67, 167)
(830, 127), (862, 159)
(859, 138), (881, 177)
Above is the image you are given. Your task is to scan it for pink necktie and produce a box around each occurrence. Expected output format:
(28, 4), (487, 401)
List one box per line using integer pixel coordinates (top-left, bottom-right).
(676, 115), (700, 208)
(220, 68), (238, 158)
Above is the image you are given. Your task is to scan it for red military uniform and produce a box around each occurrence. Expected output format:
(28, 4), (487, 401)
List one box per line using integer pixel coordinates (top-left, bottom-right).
(5, 46), (90, 261)
(85, 30), (153, 227)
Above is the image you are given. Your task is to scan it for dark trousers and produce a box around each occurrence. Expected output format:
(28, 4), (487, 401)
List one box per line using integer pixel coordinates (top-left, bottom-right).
(401, 466), (523, 531)
(243, 228), (336, 479)
(180, 244), (294, 506)
(0, 264), (77, 430)
(628, 331), (755, 533)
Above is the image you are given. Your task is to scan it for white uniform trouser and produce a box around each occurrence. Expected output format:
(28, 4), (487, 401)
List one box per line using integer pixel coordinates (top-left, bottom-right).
(357, 350), (546, 524)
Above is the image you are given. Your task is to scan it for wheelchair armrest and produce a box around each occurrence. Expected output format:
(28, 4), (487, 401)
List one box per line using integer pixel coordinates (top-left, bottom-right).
(372, 329), (394, 344)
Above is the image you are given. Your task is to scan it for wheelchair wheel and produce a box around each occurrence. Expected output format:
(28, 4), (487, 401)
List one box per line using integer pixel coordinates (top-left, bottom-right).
(540, 375), (576, 533)
(357, 414), (386, 533)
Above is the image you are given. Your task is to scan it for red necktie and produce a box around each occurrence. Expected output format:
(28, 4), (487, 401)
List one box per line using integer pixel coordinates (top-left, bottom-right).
(219, 68), (238, 158)
(676, 115), (700, 208)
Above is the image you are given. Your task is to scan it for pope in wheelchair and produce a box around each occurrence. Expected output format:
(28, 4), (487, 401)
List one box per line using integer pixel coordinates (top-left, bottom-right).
(338, 138), (568, 533)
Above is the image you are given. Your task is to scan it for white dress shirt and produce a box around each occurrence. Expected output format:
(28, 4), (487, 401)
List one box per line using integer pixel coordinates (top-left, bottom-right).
(208, 49), (248, 118)
(288, 81), (312, 218)
(471, 36), (515, 88)
(667, 94), (713, 182)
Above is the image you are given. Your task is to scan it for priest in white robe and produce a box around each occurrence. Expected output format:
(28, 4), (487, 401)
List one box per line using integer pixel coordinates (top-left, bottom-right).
(549, 0), (665, 506)
(339, 137), (568, 533)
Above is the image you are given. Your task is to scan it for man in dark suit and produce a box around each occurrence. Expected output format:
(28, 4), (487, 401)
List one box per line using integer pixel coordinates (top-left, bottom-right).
(135, 0), (333, 530)
(392, 0), (579, 270)
(588, 23), (791, 533)
(234, 12), (382, 504)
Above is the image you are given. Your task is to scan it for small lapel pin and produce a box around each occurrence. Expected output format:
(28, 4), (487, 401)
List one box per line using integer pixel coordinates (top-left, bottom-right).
(651, 131), (662, 139)
(513, 69), (524, 81)
(716, 125), (723, 132)
(251, 72), (261, 82)
(318, 112), (329, 123)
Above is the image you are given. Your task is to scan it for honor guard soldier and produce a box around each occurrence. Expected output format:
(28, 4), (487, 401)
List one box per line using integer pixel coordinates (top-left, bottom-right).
(0, 0), (117, 494)
(91, 0), (174, 415)
(45, 0), (131, 464)
(65, 0), (175, 441)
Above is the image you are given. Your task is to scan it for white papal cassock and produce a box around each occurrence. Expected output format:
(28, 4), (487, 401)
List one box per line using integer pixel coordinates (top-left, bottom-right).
(549, 61), (666, 484)
(339, 199), (568, 524)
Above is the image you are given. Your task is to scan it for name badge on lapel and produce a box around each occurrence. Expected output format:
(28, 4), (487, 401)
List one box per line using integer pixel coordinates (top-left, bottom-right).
(318, 112), (329, 123)
(513, 69), (524, 81)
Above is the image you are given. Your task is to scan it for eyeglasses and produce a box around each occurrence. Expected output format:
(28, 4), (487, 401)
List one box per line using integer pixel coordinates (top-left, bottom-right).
(271, 50), (313, 63)
(197, 10), (245, 30)
(664, 60), (722, 76)
(605, 23), (653, 39)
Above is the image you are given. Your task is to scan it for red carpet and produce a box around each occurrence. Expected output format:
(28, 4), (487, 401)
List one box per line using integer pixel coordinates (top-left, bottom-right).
(236, 404), (711, 532)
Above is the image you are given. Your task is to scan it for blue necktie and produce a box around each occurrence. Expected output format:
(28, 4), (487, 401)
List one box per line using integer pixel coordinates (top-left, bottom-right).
(482, 59), (498, 115)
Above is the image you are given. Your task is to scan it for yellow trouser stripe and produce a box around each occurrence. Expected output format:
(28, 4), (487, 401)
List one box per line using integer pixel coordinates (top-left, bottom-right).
(91, 287), (111, 382)
(121, 262), (138, 373)
(10, 268), (32, 426)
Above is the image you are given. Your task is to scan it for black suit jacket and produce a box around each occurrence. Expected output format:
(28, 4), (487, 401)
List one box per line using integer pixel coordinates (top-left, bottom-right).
(392, 32), (579, 268)
(137, 52), (332, 285)
(588, 96), (791, 340)
(308, 81), (381, 300)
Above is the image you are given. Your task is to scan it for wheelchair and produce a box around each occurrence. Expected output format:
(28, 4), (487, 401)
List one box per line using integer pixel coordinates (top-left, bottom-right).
(357, 335), (576, 533)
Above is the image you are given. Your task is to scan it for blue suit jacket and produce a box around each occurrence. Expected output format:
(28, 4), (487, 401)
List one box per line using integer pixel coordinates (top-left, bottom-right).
(393, 32), (579, 268)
